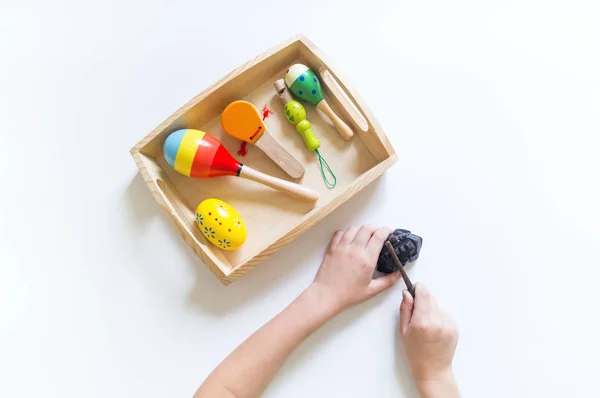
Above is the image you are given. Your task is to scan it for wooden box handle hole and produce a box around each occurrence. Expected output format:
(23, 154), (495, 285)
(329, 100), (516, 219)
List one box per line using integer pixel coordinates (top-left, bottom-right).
(318, 68), (369, 133)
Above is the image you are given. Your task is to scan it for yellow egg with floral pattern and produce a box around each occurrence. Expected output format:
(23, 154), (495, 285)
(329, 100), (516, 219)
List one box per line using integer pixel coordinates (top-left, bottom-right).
(195, 199), (246, 250)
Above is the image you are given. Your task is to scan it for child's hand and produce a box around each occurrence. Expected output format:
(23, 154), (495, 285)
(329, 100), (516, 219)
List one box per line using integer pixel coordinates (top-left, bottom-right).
(399, 284), (460, 397)
(311, 225), (402, 315)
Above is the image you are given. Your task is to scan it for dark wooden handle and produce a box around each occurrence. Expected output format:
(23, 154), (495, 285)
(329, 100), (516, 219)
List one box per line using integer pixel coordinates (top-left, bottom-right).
(384, 241), (416, 298)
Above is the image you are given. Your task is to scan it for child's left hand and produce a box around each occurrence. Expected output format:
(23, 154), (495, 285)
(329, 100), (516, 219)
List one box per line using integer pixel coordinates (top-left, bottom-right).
(310, 225), (402, 315)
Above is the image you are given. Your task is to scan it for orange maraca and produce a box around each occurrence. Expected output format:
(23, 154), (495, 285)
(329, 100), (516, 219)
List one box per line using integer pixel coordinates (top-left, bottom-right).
(221, 100), (305, 179)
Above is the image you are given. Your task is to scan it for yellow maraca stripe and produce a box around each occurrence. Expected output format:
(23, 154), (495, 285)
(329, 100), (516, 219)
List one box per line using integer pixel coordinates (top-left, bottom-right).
(174, 129), (206, 176)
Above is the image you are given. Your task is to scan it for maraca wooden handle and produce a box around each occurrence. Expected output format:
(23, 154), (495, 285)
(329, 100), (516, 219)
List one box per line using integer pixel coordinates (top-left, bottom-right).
(239, 166), (319, 202)
(317, 100), (354, 140)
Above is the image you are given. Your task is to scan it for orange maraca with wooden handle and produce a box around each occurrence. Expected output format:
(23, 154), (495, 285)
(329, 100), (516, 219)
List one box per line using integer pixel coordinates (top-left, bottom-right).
(163, 129), (318, 202)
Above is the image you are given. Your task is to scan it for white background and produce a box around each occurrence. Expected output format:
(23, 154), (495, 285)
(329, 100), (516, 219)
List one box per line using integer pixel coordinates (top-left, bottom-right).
(1, 1), (600, 397)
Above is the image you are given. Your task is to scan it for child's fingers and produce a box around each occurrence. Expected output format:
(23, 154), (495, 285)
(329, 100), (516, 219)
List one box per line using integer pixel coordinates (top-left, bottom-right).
(352, 225), (377, 247)
(399, 290), (415, 334)
(365, 227), (393, 259)
(340, 226), (359, 246)
(367, 271), (401, 297)
(328, 230), (344, 251)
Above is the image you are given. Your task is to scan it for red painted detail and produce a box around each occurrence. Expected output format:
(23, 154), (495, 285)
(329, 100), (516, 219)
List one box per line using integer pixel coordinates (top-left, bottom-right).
(261, 105), (274, 121)
(237, 141), (248, 157)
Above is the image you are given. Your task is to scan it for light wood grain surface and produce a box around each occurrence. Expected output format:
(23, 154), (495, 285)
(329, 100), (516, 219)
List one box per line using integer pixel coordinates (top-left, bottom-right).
(254, 131), (305, 179)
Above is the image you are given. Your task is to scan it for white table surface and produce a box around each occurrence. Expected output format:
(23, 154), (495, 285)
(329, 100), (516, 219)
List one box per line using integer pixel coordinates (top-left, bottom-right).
(2, 1), (600, 397)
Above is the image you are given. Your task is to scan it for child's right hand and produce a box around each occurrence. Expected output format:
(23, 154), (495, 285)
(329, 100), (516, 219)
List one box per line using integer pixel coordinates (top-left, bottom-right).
(399, 284), (460, 397)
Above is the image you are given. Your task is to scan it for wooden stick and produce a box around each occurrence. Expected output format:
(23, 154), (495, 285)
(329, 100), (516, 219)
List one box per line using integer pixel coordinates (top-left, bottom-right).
(317, 100), (354, 140)
(384, 241), (416, 297)
(254, 132), (305, 179)
(239, 166), (319, 202)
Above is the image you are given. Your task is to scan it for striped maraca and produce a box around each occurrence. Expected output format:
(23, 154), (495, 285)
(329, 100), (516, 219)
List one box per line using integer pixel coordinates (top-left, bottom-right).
(163, 129), (318, 202)
(285, 64), (354, 140)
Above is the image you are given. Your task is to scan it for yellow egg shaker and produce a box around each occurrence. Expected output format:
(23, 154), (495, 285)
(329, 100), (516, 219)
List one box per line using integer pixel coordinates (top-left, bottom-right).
(196, 199), (247, 251)
(273, 79), (336, 188)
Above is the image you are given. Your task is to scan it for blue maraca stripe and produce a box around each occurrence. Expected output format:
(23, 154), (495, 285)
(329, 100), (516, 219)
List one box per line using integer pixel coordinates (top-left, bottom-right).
(163, 129), (187, 168)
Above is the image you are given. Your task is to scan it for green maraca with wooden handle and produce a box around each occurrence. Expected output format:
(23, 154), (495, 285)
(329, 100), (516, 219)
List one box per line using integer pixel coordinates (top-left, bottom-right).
(274, 79), (337, 188)
(284, 64), (354, 140)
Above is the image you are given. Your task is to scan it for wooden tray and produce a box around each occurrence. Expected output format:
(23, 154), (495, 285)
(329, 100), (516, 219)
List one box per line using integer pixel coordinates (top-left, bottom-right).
(130, 35), (397, 285)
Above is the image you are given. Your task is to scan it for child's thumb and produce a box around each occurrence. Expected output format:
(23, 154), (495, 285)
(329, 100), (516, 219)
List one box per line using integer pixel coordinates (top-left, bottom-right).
(368, 271), (401, 297)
